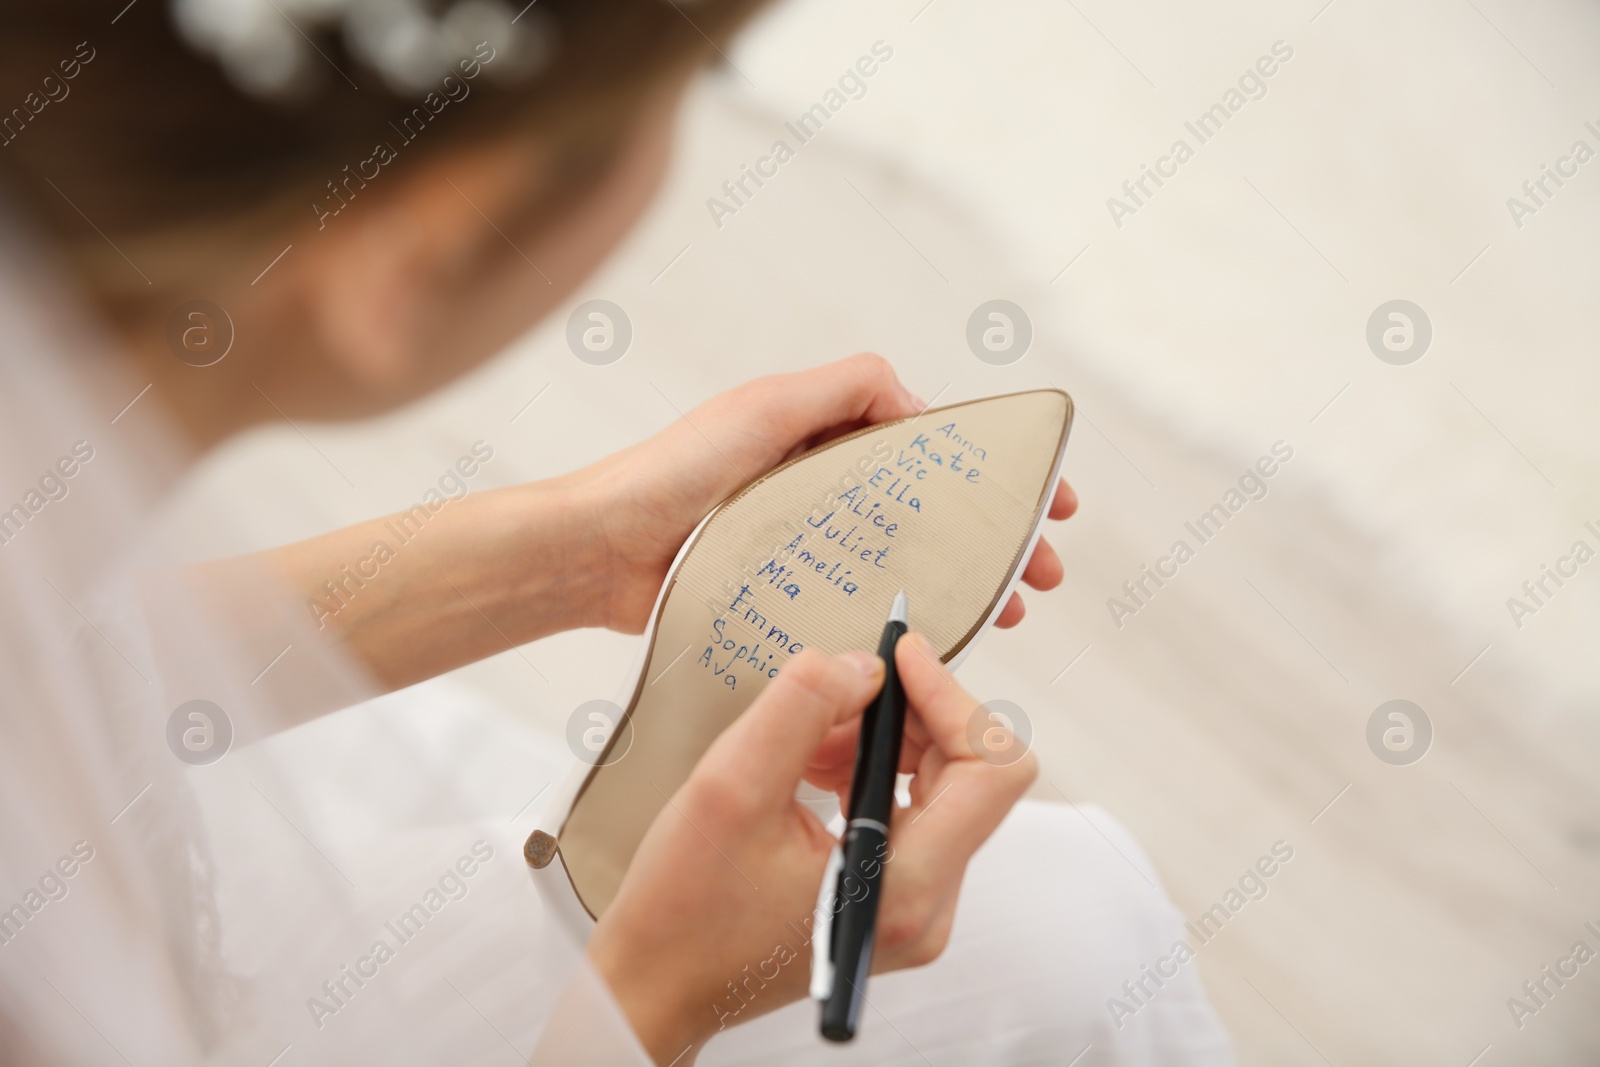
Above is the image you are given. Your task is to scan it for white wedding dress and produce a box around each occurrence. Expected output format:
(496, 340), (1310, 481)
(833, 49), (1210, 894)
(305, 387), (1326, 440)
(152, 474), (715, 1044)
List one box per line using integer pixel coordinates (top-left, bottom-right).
(0, 92), (1231, 1067)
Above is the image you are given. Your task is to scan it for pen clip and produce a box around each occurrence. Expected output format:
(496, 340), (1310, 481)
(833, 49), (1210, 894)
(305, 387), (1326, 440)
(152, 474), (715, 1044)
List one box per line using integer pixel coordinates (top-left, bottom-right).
(809, 843), (844, 1000)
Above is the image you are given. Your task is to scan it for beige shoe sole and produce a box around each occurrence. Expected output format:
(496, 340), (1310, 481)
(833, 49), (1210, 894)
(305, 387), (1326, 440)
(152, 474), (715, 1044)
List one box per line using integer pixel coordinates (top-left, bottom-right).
(526, 389), (1073, 927)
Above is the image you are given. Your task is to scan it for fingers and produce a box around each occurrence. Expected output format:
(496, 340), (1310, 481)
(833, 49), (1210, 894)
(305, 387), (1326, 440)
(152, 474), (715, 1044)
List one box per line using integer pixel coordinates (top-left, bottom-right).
(887, 633), (1037, 887)
(1048, 478), (1078, 520)
(806, 702), (928, 776)
(764, 354), (920, 443)
(993, 592), (1025, 629)
(893, 633), (986, 758)
(1021, 536), (1063, 591)
(695, 649), (884, 813)
(803, 698), (931, 800)
(807, 719), (864, 776)
(900, 708), (931, 772)
(893, 743), (1034, 887)
(906, 739), (950, 809)
(894, 630), (1037, 778)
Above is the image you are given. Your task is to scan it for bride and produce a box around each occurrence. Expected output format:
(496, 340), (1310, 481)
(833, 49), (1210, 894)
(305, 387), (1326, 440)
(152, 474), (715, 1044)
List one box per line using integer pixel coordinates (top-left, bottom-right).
(0, 2), (1229, 1064)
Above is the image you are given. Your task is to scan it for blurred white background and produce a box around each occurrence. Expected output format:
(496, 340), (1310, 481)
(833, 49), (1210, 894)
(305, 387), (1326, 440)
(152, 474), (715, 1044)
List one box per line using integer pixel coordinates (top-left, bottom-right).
(159, 1), (1600, 1062)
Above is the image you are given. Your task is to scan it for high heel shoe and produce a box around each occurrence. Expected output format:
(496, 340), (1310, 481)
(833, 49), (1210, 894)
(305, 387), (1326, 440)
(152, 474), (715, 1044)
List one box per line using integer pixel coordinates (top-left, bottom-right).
(524, 388), (1073, 938)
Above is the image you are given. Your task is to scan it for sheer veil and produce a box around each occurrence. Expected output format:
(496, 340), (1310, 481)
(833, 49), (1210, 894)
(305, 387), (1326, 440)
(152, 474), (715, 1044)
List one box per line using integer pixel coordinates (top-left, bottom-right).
(0, 211), (643, 1065)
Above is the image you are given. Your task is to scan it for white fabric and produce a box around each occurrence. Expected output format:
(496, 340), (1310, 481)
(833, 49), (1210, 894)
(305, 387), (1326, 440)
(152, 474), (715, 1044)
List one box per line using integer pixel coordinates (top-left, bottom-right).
(532, 957), (658, 1066)
(187, 672), (1233, 1065)
(704, 801), (1234, 1067)
(0, 219), (640, 1064)
(0, 221), (227, 1065)
(198, 668), (1235, 1066)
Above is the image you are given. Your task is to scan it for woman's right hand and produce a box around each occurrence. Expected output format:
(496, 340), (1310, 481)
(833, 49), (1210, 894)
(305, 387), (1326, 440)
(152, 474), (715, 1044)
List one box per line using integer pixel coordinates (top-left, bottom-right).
(585, 636), (1038, 1065)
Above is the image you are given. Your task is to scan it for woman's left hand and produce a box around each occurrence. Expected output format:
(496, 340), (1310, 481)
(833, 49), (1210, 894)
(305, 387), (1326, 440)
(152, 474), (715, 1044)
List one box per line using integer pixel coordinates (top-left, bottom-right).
(259, 353), (1074, 692)
(572, 353), (1077, 634)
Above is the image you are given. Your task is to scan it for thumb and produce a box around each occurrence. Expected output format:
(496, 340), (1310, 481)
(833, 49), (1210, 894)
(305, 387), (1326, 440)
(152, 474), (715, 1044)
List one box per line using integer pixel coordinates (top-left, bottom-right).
(694, 649), (884, 813)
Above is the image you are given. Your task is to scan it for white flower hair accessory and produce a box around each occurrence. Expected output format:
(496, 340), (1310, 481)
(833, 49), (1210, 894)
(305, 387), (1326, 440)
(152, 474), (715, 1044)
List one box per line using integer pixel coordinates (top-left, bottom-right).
(172, 0), (551, 100)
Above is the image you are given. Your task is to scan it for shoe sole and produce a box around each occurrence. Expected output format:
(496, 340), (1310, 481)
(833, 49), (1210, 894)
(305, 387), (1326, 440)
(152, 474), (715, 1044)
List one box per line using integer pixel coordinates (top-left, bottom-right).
(527, 388), (1073, 920)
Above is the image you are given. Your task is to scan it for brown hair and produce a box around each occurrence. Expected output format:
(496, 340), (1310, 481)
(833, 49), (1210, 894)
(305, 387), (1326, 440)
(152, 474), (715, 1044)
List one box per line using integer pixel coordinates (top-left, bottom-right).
(0, 1), (765, 291)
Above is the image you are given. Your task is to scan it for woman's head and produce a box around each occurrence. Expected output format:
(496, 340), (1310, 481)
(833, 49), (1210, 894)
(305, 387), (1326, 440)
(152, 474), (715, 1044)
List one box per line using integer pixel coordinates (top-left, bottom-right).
(0, 0), (765, 440)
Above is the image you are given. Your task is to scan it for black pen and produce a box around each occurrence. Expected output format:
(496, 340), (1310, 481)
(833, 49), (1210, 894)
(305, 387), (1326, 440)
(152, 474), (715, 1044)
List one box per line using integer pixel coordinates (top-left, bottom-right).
(811, 589), (909, 1042)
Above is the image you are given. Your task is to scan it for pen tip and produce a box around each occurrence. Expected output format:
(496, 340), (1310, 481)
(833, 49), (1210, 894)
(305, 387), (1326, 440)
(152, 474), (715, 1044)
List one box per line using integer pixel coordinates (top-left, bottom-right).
(889, 589), (908, 624)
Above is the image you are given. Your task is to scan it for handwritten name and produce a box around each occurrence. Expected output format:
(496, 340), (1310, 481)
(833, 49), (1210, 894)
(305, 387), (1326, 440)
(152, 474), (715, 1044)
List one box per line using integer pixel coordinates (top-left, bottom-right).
(900, 421), (985, 483)
(696, 585), (807, 689)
